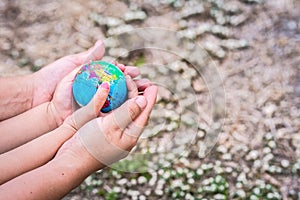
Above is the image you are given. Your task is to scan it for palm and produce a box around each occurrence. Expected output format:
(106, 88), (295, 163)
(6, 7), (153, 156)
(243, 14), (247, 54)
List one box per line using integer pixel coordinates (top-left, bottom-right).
(32, 41), (105, 107)
(50, 70), (77, 123)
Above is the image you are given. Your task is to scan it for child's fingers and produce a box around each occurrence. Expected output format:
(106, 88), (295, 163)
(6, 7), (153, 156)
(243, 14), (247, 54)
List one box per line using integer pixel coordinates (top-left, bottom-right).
(134, 78), (152, 91)
(122, 85), (158, 139)
(92, 82), (110, 115)
(123, 66), (140, 78)
(72, 82), (110, 129)
(103, 96), (147, 134)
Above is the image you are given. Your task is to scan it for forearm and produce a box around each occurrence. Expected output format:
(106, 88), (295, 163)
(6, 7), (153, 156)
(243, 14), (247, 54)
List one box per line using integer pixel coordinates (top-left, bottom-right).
(0, 102), (60, 153)
(0, 137), (103, 200)
(0, 125), (76, 185)
(0, 75), (34, 121)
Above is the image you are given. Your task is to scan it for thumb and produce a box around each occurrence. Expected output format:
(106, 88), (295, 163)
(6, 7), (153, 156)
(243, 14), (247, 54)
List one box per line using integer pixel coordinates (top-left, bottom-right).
(71, 82), (110, 130)
(80, 40), (105, 64)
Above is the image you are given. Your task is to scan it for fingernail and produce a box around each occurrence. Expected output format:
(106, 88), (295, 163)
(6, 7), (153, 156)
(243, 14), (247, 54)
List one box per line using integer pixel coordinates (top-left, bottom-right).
(135, 96), (147, 109)
(101, 82), (110, 90)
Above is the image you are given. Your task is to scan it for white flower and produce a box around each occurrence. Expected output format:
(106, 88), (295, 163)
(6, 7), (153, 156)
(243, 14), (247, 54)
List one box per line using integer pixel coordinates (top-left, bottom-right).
(263, 147), (272, 154)
(267, 193), (274, 199)
(154, 189), (163, 196)
(215, 175), (223, 183)
(117, 178), (128, 185)
(84, 176), (92, 186)
(217, 145), (228, 154)
(137, 176), (147, 184)
(268, 141), (276, 149)
(172, 179), (183, 188)
(225, 167), (233, 173)
(253, 160), (262, 168)
(214, 193), (226, 200)
(185, 193), (195, 200)
(265, 132), (273, 140)
(113, 187), (121, 193)
(237, 172), (247, 183)
(253, 187), (260, 195)
(181, 184), (191, 191)
(281, 159), (290, 168)
(158, 169), (164, 175)
(218, 185), (225, 191)
(236, 189), (246, 198)
(222, 153), (232, 160)
(188, 178), (195, 184)
(187, 172), (194, 178)
(139, 195), (146, 200)
(247, 150), (259, 160)
(250, 194), (259, 200)
(203, 177), (213, 185)
(196, 168), (204, 175)
(131, 179), (137, 185)
(177, 167), (184, 174)
(145, 189), (151, 196)
(163, 171), (171, 179)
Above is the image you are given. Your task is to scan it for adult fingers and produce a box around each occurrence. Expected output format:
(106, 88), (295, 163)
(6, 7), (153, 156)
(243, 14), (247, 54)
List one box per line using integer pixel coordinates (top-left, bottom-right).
(55, 66), (81, 87)
(127, 77), (152, 98)
(136, 86), (158, 126)
(54, 40), (105, 68)
(112, 62), (140, 78)
(112, 62), (125, 71)
(124, 66), (140, 78)
(126, 75), (138, 99)
(134, 78), (152, 91)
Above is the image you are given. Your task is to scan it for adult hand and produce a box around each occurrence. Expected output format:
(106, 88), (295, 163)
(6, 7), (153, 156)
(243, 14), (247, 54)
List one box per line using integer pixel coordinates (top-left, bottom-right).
(31, 40), (105, 108)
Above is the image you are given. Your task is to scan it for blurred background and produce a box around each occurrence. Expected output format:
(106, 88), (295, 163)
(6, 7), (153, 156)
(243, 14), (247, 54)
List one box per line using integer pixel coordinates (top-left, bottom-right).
(0, 0), (300, 199)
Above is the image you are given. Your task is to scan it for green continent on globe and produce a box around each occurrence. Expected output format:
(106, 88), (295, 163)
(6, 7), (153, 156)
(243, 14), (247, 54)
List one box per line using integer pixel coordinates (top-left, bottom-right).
(72, 60), (127, 113)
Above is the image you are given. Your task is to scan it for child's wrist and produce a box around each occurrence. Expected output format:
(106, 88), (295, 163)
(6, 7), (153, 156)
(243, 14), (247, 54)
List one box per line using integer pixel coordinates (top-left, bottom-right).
(55, 134), (105, 174)
(47, 102), (64, 128)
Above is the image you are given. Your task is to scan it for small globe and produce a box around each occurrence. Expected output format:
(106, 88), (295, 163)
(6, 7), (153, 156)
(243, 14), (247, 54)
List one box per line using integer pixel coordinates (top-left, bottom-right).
(72, 60), (127, 113)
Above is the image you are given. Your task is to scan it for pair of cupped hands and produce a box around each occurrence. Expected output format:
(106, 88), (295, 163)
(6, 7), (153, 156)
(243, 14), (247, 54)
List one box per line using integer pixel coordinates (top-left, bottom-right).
(35, 40), (157, 168)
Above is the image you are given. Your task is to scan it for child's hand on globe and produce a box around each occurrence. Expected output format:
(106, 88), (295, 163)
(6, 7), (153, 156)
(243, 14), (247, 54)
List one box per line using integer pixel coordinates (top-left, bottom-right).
(56, 84), (158, 169)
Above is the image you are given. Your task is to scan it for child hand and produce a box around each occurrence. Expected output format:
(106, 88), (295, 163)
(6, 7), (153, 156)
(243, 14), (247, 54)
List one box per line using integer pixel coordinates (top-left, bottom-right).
(56, 83), (157, 169)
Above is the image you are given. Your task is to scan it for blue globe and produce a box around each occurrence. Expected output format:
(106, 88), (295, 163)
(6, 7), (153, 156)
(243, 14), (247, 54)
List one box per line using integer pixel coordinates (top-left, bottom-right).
(72, 61), (128, 113)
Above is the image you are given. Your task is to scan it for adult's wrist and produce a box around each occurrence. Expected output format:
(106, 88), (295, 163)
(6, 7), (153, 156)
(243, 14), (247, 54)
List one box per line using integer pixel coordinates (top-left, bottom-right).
(31, 70), (53, 108)
(0, 74), (34, 121)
